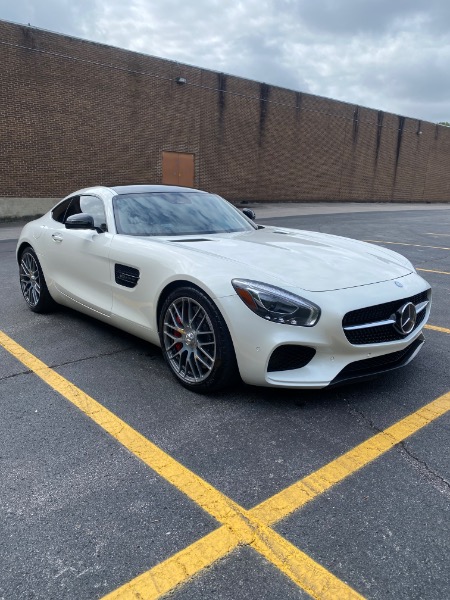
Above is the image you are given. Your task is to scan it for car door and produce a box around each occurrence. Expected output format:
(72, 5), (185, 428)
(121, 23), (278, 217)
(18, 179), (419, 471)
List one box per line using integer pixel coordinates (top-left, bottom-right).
(44, 194), (113, 316)
(108, 234), (164, 334)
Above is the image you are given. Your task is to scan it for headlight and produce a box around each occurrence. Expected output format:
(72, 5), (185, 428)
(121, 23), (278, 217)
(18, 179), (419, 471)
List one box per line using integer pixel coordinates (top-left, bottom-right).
(232, 279), (320, 326)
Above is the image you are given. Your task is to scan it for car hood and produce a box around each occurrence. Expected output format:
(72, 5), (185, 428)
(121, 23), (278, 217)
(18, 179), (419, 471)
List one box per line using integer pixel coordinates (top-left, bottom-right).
(156, 227), (413, 292)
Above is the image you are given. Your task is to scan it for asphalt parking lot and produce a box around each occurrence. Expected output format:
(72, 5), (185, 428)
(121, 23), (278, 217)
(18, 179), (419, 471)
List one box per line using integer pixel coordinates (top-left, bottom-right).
(1, 204), (449, 600)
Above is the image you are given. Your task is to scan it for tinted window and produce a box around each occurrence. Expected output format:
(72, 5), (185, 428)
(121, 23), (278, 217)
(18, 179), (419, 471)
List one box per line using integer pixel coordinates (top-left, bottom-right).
(79, 196), (107, 231)
(51, 198), (72, 223)
(113, 192), (255, 236)
(63, 195), (107, 231)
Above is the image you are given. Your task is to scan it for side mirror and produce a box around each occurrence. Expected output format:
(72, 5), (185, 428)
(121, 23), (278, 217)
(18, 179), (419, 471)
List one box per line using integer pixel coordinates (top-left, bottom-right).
(242, 208), (256, 221)
(65, 214), (96, 230)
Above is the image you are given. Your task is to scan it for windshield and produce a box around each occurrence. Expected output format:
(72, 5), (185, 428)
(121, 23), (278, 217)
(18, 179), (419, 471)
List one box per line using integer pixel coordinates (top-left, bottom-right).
(113, 191), (255, 236)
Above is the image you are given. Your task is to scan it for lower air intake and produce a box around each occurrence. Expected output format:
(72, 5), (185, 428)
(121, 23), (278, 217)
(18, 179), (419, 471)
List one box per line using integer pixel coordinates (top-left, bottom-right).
(267, 345), (316, 372)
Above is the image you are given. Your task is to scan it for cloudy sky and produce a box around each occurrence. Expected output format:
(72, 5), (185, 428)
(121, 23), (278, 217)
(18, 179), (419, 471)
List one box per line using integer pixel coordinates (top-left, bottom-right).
(1, 0), (449, 123)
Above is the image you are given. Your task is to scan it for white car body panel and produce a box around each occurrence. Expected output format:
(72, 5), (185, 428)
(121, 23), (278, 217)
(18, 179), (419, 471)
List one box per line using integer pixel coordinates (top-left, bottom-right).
(17, 185), (431, 389)
(217, 272), (427, 387)
(162, 228), (413, 292)
(45, 226), (114, 316)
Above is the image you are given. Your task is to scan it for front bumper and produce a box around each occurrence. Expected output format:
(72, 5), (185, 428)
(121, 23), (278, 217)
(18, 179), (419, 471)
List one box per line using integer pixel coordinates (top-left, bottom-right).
(215, 273), (431, 389)
(329, 334), (425, 387)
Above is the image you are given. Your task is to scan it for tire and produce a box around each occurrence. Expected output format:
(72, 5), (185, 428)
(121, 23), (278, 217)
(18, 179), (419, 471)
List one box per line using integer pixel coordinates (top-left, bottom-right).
(159, 286), (238, 393)
(19, 247), (56, 313)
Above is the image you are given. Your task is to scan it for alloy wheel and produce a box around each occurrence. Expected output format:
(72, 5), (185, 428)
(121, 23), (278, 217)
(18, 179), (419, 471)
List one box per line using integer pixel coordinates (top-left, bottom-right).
(20, 251), (41, 307)
(163, 296), (217, 383)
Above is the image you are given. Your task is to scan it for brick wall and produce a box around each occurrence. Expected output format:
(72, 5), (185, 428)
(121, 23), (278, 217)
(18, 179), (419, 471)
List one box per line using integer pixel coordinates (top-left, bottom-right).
(1, 19), (450, 204)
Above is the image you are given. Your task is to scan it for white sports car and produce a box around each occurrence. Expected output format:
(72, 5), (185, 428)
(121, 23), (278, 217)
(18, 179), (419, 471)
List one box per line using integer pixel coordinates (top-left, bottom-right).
(17, 185), (431, 392)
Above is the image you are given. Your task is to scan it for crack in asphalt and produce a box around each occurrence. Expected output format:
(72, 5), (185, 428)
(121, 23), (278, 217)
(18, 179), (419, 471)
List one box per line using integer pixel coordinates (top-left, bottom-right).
(0, 369), (33, 382)
(345, 403), (450, 498)
(397, 442), (450, 497)
(345, 403), (384, 436)
(0, 346), (137, 383)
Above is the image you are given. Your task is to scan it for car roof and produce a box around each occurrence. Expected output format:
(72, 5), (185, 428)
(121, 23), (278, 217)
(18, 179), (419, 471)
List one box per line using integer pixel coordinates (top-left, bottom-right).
(109, 185), (207, 194)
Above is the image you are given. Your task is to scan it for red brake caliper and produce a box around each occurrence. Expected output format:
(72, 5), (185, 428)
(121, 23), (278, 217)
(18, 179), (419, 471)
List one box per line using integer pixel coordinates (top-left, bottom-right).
(174, 314), (183, 351)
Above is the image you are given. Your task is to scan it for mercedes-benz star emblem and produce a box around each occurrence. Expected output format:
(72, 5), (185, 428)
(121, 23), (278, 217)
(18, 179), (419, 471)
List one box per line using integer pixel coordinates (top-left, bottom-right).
(395, 302), (417, 335)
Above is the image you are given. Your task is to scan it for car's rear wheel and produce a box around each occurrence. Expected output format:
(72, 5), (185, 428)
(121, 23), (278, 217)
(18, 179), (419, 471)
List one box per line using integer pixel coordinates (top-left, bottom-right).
(159, 286), (238, 392)
(19, 247), (56, 313)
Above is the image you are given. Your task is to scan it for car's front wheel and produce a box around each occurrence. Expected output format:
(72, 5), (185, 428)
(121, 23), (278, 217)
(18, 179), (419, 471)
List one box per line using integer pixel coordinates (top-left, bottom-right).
(19, 247), (56, 313)
(159, 286), (238, 393)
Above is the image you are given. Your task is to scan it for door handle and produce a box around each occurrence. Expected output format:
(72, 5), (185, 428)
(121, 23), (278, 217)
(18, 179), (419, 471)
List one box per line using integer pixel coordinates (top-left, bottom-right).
(52, 233), (63, 242)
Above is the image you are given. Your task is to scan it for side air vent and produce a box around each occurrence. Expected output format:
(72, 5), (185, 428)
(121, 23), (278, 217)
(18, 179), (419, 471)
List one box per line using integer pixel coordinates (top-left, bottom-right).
(115, 264), (140, 288)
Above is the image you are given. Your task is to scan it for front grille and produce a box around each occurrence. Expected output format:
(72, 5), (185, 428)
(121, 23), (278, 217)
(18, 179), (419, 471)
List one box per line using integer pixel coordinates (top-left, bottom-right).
(267, 345), (316, 372)
(343, 290), (429, 345)
(331, 335), (424, 385)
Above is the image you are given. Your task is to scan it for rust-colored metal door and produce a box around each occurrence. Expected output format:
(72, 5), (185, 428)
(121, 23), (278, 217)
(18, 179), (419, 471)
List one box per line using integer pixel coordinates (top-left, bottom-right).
(162, 152), (195, 187)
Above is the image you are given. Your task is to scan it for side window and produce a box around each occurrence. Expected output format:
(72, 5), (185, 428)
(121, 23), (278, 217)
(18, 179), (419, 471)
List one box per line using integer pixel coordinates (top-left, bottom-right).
(64, 196), (81, 221)
(79, 196), (108, 232)
(52, 195), (107, 231)
(51, 198), (73, 223)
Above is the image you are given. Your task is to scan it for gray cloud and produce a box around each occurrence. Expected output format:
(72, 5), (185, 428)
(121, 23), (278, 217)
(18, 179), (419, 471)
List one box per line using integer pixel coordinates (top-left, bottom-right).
(1, 0), (449, 122)
(289, 0), (428, 36)
(0, 0), (87, 35)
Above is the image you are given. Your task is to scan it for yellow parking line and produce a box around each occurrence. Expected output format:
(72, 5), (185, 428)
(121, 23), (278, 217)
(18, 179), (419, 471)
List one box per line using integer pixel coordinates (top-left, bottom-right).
(251, 390), (450, 524)
(425, 324), (450, 335)
(111, 388), (450, 600)
(417, 268), (450, 275)
(3, 330), (449, 599)
(0, 331), (245, 527)
(103, 528), (240, 600)
(248, 524), (365, 600)
(104, 518), (365, 600)
(364, 240), (450, 251)
(107, 386), (450, 597)
(0, 330), (362, 600)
